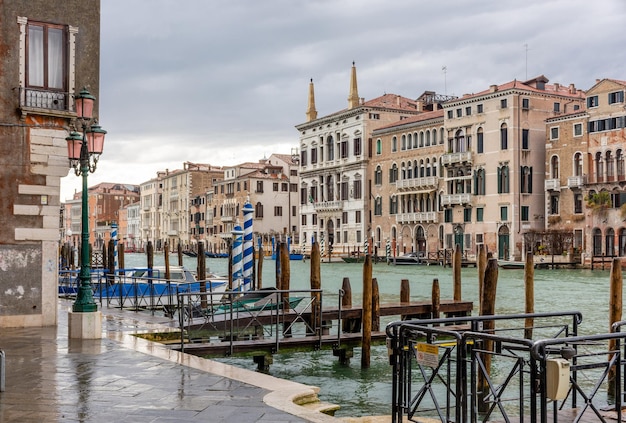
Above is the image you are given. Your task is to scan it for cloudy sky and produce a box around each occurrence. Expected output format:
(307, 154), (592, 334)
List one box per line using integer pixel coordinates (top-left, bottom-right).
(60, 0), (626, 200)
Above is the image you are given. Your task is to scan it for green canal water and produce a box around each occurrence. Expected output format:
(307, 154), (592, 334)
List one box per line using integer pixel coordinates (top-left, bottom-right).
(123, 253), (616, 417)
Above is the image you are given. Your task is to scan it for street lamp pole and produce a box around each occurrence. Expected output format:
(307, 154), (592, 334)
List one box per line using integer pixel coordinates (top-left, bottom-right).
(66, 88), (106, 313)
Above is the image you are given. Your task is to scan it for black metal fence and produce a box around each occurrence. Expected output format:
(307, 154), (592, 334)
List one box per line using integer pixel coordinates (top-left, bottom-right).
(387, 311), (626, 422)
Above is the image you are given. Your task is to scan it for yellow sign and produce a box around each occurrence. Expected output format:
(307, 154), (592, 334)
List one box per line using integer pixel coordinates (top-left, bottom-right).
(415, 343), (439, 368)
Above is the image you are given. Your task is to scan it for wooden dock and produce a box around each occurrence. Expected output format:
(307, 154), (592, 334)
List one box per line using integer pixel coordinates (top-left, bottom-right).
(177, 299), (473, 358)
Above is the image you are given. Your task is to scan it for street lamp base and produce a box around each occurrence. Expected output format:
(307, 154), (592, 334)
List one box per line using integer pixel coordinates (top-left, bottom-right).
(68, 310), (102, 339)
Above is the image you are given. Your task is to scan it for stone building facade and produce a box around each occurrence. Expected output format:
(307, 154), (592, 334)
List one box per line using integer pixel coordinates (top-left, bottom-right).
(0, 0), (101, 327)
(546, 79), (626, 263)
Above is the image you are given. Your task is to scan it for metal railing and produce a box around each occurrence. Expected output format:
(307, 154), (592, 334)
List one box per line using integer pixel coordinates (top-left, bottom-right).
(177, 288), (324, 356)
(386, 311), (609, 423)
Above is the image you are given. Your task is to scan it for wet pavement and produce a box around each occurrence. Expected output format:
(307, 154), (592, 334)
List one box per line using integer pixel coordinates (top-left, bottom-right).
(0, 299), (347, 422)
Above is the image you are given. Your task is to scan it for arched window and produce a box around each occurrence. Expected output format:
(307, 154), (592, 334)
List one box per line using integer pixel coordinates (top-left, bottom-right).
(497, 165), (510, 193)
(419, 131), (424, 148)
(420, 159), (425, 178)
(255, 202), (264, 218)
(606, 151), (614, 181)
(551, 156), (559, 179)
(407, 133), (412, 149)
(401, 135), (406, 150)
(521, 166), (533, 193)
(425, 158), (431, 177)
(374, 197), (382, 215)
(474, 168), (486, 195)
(500, 123), (508, 150)
(326, 136), (334, 161)
(596, 151), (603, 182)
(426, 130), (431, 146)
(455, 129), (465, 153)
(413, 132), (418, 148)
(389, 163), (398, 183)
(401, 162), (406, 179)
(477, 127), (484, 153)
(374, 165), (382, 185)
(618, 149), (625, 181)
(440, 128), (445, 144)
(574, 152), (583, 177)
(606, 228), (616, 257)
(432, 157), (437, 177)
(391, 136), (397, 152)
(593, 228), (602, 256)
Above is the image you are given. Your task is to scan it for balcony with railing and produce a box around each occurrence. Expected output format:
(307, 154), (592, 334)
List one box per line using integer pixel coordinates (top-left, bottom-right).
(545, 179), (561, 191)
(441, 151), (472, 166)
(440, 193), (471, 206)
(396, 176), (438, 191)
(314, 200), (344, 212)
(396, 211), (439, 224)
(567, 175), (586, 189)
(19, 87), (71, 113)
(220, 215), (234, 223)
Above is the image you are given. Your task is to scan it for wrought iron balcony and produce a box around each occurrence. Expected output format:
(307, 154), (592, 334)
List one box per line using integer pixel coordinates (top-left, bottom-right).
(19, 87), (70, 112)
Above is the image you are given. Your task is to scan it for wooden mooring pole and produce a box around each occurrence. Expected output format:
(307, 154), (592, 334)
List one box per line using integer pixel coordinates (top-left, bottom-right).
(257, 243), (263, 289)
(177, 242), (183, 266)
(118, 243), (125, 270)
(608, 258), (622, 393)
(453, 243), (462, 301)
(400, 279), (410, 320)
(372, 278), (380, 332)
(197, 242), (207, 308)
(524, 251), (535, 340)
(478, 257), (498, 412)
(361, 254), (372, 369)
(477, 244), (486, 312)
(146, 241), (154, 270)
(163, 242), (170, 279)
(310, 241), (321, 335)
(431, 278), (440, 321)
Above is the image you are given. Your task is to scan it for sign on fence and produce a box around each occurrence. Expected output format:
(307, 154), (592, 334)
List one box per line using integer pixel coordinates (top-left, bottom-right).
(414, 342), (439, 368)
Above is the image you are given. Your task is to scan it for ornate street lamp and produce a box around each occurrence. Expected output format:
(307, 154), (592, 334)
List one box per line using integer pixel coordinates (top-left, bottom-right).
(66, 88), (107, 313)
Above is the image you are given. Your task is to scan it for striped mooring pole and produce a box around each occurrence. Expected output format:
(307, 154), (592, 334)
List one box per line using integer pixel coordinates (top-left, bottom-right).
(320, 233), (325, 257)
(364, 238), (369, 256)
(242, 201), (254, 292)
(232, 225), (244, 291)
(386, 239), (391, 263)
(111, 222), (118, 270)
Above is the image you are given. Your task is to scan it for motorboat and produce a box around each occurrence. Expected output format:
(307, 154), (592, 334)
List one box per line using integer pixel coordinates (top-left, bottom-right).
(59, 265), (228, 310)
(391, 252), (423, 265)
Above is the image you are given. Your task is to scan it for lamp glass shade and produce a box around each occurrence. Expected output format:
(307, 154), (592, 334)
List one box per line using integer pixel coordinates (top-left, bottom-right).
(65, 131), (83, 161)
(86, 125), (106, 155)
(75, 88), (95, 119)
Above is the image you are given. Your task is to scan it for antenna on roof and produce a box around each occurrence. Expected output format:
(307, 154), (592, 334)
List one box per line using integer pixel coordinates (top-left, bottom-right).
(524, 44), (529, 80)
(442, 66), (447, 95)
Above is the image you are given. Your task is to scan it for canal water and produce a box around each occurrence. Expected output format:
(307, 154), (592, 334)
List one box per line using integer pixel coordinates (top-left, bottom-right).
(123, 253), (617, 417)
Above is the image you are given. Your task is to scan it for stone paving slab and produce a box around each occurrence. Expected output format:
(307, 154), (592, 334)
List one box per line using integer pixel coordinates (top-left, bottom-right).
(0, 300), (344, 422)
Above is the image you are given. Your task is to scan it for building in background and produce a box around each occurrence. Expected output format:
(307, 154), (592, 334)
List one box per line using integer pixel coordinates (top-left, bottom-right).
(545, 79), (626, 264)
(440, 76), (585, 261)
(210, 154), (299, 255)
(297, 64), (423, 258)
(159, 162), (222, 250)
(370, 106), (446, 258)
